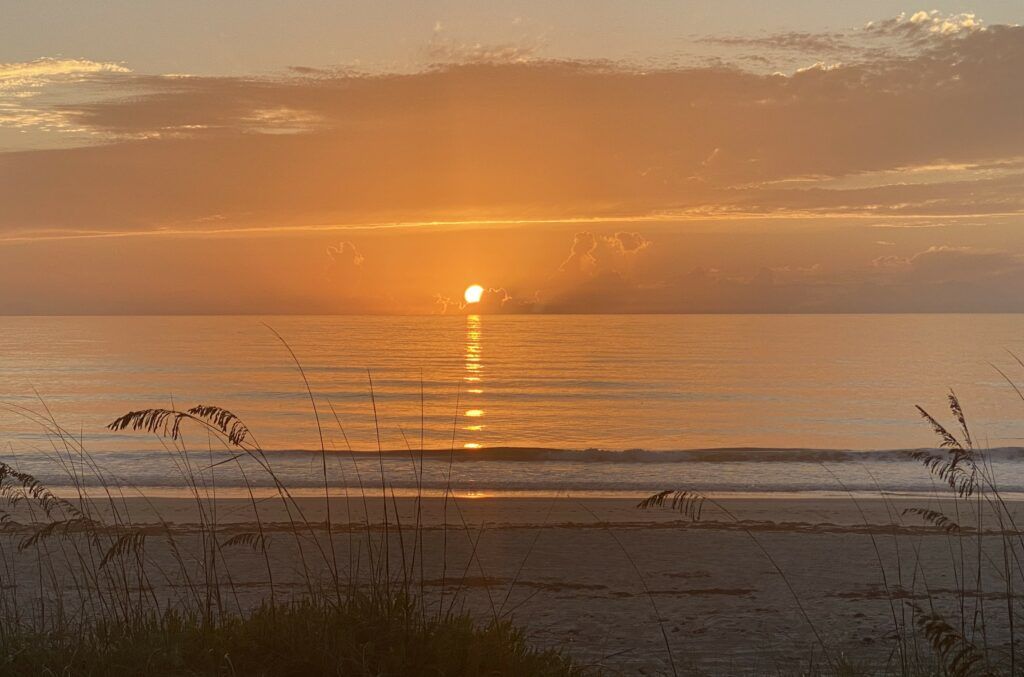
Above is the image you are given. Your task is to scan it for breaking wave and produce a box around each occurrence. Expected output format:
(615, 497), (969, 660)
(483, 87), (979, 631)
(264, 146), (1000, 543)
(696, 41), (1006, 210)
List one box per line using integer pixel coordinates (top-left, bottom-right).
(264, 446), (1024, 464)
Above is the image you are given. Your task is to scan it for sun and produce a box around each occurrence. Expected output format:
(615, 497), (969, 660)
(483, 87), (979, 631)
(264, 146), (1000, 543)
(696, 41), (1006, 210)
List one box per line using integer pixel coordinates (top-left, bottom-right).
(464, 284), (484, 304)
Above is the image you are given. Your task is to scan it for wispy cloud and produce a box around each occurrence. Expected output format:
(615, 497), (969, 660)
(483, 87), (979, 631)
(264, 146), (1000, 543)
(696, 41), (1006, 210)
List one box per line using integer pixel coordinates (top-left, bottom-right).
(423, 38), (542, 64)
(0, 58), (130, 93)
(699, 9), (990, 73)
(423, 18), (543, 65)
(865, 10), (985, 41)
(0, 58), (131, 138)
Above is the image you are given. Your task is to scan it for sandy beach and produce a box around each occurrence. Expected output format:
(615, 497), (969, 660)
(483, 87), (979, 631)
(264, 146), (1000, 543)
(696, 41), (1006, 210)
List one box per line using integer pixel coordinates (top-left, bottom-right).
(5, 493), (1016, 674)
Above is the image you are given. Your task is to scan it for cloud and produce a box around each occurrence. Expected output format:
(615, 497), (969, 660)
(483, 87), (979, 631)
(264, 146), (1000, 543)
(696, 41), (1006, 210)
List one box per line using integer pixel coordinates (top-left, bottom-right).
(327, 241), (365, 268)
(767, 263), (823, 282)
(700, 10), (988, 74)
(541, 265), (827, 314)
(872, 254), (907, 268)
(794, 61), (843, 74)
(873, 245), (1024, 277)
(604, 231), (650, 254)
(325, 241), (365, 290)
(435, 286), (535, 314)
(423, 17), (542, 65)
(2, 17), (1024, 236)
(700, 32), (851, 54)
(537, 234), (1024, 314)
(850, 244), (1024, 312)
(0, 58), (130, 93)
(433, 293), (455, 314)
(903, 245), (1024, 281)
(471, 287), (535, 313)
(0, 58), (131, 139)
(560, 232), (598, 274)
(423, 38), (541, 65)
(866, 11), (985, 41)
(557, 231), (651, 285)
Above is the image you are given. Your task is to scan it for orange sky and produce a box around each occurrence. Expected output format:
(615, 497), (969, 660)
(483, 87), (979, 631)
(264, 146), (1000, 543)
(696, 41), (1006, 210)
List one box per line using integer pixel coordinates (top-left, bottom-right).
(2, 7), (1024, 313)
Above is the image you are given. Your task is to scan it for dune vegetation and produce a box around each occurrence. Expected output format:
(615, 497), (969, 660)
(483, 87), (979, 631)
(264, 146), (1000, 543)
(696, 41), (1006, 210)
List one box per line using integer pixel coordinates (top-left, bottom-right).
(0, 337), (585, 677)
(642, 387), (1024, 677)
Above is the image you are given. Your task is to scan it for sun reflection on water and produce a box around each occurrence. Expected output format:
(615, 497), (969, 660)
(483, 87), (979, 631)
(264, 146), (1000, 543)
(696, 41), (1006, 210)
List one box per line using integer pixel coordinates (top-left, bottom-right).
(463, 314), (484, 449)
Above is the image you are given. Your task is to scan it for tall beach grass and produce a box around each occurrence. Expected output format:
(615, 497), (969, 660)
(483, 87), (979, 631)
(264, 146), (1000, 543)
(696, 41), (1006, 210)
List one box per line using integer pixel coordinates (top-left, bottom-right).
(0, 337), (584, 676)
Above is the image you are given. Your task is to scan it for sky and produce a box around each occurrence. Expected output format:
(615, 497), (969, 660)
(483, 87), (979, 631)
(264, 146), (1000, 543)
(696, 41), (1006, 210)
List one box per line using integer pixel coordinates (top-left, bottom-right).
(2, 2), (1024, 314)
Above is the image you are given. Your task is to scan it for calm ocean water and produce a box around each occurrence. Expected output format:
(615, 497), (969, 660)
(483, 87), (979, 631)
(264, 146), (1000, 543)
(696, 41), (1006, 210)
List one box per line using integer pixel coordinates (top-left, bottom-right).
(2, 314), (1024, 496)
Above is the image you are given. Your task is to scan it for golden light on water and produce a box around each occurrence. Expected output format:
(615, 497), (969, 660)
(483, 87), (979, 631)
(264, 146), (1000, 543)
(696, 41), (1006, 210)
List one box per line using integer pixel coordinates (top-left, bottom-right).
(463, 314), (484, 449)
(463, 284), (484, 304)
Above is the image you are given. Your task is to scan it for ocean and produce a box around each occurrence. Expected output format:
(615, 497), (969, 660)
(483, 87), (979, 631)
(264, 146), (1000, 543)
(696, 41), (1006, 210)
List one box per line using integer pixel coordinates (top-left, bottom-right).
(2, 314), (1024, 497)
